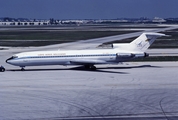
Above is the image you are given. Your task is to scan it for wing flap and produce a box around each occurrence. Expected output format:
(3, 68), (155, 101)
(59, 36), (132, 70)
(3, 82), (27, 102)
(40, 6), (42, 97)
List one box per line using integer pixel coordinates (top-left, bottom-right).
(70, 59), (107, 65)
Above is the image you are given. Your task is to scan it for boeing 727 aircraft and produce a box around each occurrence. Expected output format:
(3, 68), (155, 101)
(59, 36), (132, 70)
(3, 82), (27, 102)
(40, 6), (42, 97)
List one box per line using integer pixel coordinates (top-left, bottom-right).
(6, 32), (166, 70)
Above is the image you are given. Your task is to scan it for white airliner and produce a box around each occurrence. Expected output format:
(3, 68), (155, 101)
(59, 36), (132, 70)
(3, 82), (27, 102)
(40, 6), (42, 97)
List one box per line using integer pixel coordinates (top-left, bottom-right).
(6, 32), (166, 70)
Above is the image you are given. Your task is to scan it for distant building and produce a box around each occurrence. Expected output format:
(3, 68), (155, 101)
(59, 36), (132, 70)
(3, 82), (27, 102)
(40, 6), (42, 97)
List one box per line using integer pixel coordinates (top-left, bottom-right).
(61, 20), (87, 24)
(0, 18), (50, 26)
(152, 17), (166, 23)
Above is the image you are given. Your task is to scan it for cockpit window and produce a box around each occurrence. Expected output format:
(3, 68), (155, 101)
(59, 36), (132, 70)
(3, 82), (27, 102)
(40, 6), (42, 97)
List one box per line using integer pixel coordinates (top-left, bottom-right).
(12, 55), (18, 59)
(6, 55), (18, 62)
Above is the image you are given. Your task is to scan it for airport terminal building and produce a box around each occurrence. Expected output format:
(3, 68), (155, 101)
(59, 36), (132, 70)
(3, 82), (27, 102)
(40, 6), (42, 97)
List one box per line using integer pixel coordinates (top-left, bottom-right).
(0, 19), (50, 26)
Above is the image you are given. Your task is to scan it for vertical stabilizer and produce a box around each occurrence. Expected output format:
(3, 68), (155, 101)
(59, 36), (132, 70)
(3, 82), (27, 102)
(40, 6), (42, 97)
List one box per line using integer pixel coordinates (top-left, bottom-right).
(129, 33), (166, 52)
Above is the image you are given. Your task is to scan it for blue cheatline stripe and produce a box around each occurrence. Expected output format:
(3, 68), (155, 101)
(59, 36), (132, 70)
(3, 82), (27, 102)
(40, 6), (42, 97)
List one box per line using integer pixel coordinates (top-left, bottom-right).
(17, 54), (116, 59)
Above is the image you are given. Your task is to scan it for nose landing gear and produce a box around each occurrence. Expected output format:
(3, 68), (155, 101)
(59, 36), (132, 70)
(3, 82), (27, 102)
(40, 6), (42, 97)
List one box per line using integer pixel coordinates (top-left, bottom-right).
(0, 66), (5, 72)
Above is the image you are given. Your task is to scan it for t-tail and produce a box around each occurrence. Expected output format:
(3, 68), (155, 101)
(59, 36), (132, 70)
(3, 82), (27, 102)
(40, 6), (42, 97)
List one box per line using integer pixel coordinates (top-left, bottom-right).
(113, 32), (167, 52)
(129, 32), (167, 52)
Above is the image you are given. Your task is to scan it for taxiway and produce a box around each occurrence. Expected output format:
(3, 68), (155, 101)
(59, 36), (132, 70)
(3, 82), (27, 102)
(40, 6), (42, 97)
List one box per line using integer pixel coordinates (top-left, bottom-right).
(1, 62), (178, 120)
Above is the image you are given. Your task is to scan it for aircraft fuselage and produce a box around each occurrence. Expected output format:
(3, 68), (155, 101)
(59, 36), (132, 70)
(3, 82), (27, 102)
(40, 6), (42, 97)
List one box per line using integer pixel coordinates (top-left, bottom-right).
(6, 49), (145, 67)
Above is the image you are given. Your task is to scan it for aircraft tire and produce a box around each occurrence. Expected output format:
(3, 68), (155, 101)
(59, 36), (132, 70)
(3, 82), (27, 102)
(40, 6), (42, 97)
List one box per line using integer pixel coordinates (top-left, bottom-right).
(0, 66), (5, 72)
(90, 65), (96, 71)
(21, 67), (25, 71)
(0, 68), (5, 72)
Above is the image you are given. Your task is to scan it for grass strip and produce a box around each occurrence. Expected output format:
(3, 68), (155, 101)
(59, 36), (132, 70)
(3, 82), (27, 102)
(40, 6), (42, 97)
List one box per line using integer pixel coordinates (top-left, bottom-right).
(132, 56), (178, 62)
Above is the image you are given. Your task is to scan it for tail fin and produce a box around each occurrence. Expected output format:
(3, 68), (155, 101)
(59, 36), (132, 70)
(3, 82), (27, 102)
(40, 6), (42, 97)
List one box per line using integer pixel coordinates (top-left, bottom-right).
(129, 32), (166, 52)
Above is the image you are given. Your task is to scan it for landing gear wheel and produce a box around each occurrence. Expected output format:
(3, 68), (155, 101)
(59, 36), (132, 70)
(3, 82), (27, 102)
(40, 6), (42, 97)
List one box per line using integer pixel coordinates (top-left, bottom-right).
(90, 65), (96, 71)
(84, 65), (96, 71)
(21, 67), (25, 71)
(0, 68), (5, 72)
(0, 66), (5, 72)
(84, 65), (90, 69)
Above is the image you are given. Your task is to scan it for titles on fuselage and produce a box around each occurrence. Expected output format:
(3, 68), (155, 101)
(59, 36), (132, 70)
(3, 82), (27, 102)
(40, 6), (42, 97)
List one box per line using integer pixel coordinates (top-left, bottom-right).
(38, 53), (66, 56)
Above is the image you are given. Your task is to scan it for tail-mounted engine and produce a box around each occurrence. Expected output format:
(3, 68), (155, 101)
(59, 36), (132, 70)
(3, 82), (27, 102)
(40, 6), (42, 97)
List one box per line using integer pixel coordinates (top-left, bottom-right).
(116, 52), (149, 58)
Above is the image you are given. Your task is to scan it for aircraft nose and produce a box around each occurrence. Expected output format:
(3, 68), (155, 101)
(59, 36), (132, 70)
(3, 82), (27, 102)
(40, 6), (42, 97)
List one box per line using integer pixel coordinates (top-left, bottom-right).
(6, 57), (13, 63)
(6, 59), (9, 63)
(6, 59), (10, 63)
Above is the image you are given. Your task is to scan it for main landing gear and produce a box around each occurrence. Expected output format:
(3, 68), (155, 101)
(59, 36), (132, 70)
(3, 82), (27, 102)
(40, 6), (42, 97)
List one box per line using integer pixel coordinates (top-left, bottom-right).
(20, 67), (25, 71)
(84, 65), (96, 71)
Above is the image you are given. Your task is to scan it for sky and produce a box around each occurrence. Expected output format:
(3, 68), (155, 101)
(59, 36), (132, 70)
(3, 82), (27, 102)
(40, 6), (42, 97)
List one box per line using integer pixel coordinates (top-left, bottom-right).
(0, 0), (178, 19)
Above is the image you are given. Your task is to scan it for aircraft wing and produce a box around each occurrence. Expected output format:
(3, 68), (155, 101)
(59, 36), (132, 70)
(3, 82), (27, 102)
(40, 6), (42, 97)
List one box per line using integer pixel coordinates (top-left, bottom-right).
(70, 59), (107, 65)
